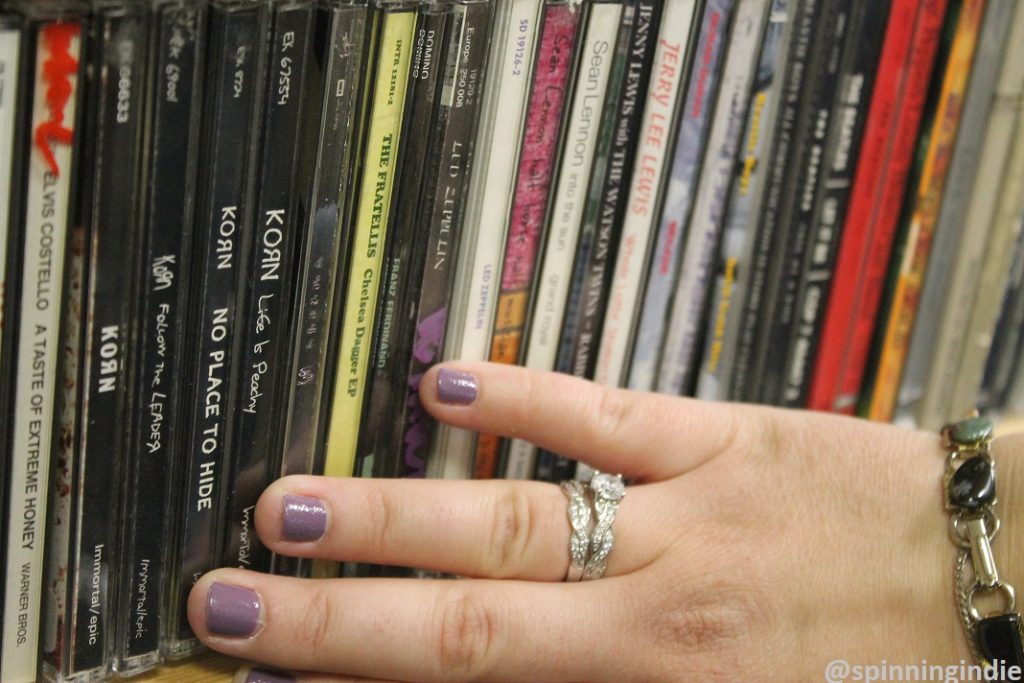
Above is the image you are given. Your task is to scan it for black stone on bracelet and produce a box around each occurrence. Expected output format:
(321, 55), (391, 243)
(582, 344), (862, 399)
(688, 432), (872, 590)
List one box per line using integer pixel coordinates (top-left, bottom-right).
(975, 614), (1024, 668)
(943, 416), (1024, 670)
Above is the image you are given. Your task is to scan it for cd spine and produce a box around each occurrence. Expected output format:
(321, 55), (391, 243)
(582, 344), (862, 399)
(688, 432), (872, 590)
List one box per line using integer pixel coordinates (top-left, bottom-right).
(565, 0), (663, 383)
(0, 15), (22, 413)
(396, 0), (495, 480)
(2, 14), (86, 683)
(981, 208), (1024, 411)
(115, 1), (207, 674)
(656, 0), (768, 396)
(777, 0), (891, 408)
(278, 0), (372, 480)
(693, 0), (793, 400)
(321, 0), (419, 480)
(947, 110), (1024, 422)
(867, 0), (985, 421)
(504, 0), (627, 480)
(809, 0), (948, 413)
(918, 4), (1024, 427)
(0, 15), (26, 631)
(223, 0), (315, 575)
(592, 0), (700, 390)
(357, 2), (454, 480)
(626, 0), (731, 393)
(431, 0), (543, 481)
(895, 0), (1017, 422)
(1009, 268), (1024, 415)
(749, 0), (852, 405)
(558, 0), (664, 484)
(43, 225), (86, 683)
(726, 0), (818, 401)
(164, 0), (266, 656)
(470, 0), (579, 479)
(45, 5), (148, 680)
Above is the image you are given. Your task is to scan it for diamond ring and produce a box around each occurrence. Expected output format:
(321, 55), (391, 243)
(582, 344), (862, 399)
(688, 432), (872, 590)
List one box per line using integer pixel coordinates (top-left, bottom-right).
(583, 472), (625, 580)
(560, 480), (592, 582)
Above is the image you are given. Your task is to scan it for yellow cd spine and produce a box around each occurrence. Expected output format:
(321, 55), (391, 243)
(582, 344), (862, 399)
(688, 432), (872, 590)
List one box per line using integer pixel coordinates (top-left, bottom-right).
(867, 0), (985, 421)
(323, 5), (417, 478)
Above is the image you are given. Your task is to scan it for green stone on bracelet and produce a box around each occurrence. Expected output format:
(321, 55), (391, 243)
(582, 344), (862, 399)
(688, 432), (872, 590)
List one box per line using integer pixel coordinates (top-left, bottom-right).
(950, 417), (994, 447)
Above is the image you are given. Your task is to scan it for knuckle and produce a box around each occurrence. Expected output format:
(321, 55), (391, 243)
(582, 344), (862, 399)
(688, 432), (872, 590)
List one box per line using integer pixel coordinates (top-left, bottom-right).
(506, 371), (540, 439)
(655, 599), (750, 653)
(362, 486), (398, 558)
(434, 586), (498, 679)
(296, 585), (337, 653)
(484, 488), (536, 578)
(592, 385), (632, 447)
(753, 409), (788, 463)
(717, 408), (752, 459)
(647, 580), (771, 655)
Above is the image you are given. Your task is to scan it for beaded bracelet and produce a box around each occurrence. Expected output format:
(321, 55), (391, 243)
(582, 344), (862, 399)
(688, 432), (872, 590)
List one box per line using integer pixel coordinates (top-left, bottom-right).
(943, 416), (1023, 667)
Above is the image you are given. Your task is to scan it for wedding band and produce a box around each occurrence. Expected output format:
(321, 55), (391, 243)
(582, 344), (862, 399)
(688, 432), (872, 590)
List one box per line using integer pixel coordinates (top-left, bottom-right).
(561, 480), (592, 582)
(583, 472), (625, 580)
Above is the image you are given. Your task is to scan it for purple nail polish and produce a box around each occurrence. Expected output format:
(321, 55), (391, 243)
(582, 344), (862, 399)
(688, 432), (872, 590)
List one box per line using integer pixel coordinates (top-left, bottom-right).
(207, 583), (261, 637)
(282, 494), (327, 542)
(245, 667), (295, 683)
(437, 368), (478, 405)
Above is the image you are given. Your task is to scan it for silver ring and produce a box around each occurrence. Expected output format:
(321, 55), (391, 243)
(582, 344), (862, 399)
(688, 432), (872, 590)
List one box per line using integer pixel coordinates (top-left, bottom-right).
(561, 480), (592, 582)
(583, 472), (625, 580)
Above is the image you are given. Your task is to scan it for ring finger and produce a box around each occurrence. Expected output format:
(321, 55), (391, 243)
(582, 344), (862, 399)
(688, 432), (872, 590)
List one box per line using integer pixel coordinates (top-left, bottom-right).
(256, 474), (667, 580)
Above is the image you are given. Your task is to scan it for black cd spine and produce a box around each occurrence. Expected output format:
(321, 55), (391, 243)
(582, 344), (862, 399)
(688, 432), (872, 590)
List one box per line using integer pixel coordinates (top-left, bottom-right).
(164, 0), (266, 655)
(224, 0), (315, 575)
(726, 0), (816, 401)
(751, 0), (852, 405)
(394, 0), (495, 480)
(56, 4), (149, 677)
(278, 0), (373, 481)
(116, 1), (207, 672)
(778, 0), (889, 407)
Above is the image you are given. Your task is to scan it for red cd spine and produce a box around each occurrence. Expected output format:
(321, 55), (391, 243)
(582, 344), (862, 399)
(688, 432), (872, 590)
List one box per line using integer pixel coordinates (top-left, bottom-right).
(808, 0), (948, 412)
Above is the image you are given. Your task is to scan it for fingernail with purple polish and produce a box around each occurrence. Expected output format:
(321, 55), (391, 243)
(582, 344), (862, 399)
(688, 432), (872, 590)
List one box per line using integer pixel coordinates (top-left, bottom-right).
(207, 583), (261, 638)
(282, 494), (327, 542)
(437, 368), (478, 405)
(245, 667), (295, 683)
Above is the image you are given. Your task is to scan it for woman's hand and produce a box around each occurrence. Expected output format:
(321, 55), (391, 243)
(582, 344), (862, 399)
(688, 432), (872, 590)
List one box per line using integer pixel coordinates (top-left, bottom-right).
(187, 362), (1024, 682)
